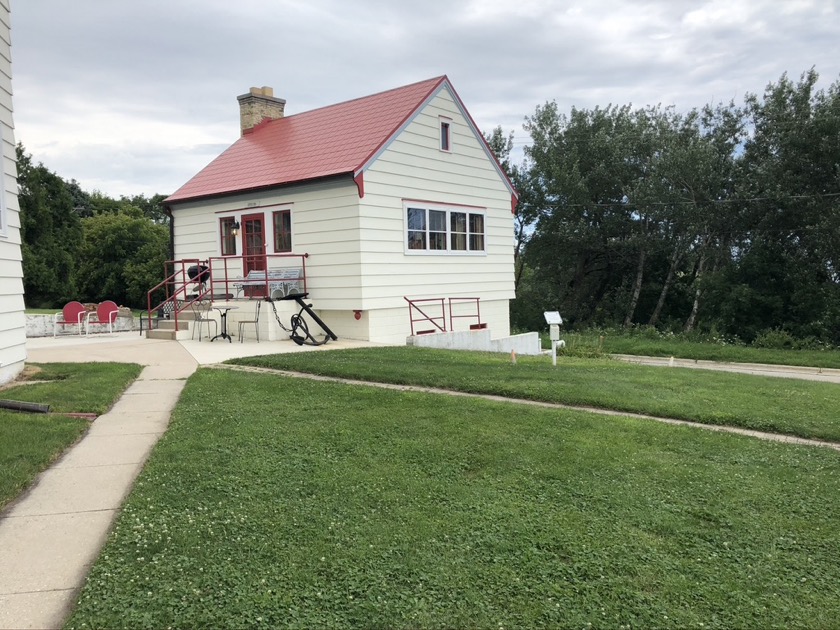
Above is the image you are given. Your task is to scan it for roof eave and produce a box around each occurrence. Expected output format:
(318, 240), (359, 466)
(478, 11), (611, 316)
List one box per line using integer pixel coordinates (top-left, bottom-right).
(165, 172), (356, 207)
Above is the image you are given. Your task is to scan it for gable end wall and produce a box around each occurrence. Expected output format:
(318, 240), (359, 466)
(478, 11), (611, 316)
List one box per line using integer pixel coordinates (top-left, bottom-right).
(356, 86), (515, 337)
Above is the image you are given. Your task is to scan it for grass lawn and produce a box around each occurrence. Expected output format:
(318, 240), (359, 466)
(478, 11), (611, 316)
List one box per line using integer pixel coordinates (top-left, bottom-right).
(0, 363), (142, 510)
(561, 331), (840, 369)
(68, 368), (840, 629)
(231, 347), (840, 442)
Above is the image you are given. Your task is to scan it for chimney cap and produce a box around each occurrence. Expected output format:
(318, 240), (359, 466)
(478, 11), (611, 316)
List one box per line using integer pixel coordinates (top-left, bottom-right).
(237, 86), (286, 105)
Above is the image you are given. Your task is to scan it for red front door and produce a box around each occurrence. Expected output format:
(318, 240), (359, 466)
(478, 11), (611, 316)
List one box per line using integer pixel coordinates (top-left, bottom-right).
(242, 213), (266, 275)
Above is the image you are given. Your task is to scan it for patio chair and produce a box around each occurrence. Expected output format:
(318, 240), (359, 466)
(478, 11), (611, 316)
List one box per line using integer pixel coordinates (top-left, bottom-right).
(54, 301), (87, 337)
(190, 299), (217, 341)
(85, 300), (119, 336)
(238, 299), (261, 343)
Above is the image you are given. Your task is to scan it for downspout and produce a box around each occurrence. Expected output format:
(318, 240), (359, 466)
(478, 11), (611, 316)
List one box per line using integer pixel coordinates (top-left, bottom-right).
(164, 204), (175, 261)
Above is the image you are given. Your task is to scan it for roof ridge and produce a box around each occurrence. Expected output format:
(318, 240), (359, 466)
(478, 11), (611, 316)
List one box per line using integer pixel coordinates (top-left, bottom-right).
(278, 75), (447, 120)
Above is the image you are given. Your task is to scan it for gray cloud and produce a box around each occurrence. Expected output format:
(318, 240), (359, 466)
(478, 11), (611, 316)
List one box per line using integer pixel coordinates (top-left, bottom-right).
(12, 0), (840, 197)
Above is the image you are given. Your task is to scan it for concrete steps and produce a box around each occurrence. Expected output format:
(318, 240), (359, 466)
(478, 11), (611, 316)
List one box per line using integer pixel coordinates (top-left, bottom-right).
(144, 316), (194, 341)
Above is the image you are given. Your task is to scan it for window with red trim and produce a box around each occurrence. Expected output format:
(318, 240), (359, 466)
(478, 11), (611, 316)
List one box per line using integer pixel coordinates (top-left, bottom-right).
(220, 217), (237, 256)
(273, 209), (292, 253)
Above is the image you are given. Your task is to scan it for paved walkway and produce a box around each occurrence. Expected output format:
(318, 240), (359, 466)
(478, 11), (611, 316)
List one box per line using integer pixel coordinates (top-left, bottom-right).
(1, 335), (838, 628)
(0, 332), (377, 630)
(613, 353), (840, 383)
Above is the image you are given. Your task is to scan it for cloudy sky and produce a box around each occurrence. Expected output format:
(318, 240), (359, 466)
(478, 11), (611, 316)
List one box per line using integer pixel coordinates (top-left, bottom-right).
(11, 0), (840, 199)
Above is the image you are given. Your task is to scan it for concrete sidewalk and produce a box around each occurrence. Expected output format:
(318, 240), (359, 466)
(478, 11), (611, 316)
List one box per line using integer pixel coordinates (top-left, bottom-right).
(612, 353), (840, 383)
(0, 337), (197, 629)
(0, 332), (378, 629)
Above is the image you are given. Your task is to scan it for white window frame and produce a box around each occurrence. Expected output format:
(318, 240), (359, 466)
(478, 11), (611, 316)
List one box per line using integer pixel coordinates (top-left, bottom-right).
(439, 116), (452, 152)
(404, 201), (486, 256)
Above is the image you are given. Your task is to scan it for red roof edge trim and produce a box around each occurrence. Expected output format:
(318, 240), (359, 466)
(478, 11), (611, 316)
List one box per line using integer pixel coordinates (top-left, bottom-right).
(354, 172), (365, 198)
(443, 80), (519, 202)
(166, 172), (356, 207)
(354, 75), (448, 178)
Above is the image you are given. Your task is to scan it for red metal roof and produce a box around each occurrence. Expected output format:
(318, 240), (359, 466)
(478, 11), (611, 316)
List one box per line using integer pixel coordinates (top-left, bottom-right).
(166, 76), (449, 203)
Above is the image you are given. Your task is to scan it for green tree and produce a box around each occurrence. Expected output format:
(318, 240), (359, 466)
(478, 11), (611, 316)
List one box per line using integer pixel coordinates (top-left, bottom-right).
(75, 209), (170, 309)
(16, 144), (83, 307)
(122, 193), (169, 225)
(718, 69), (840, 342)
(484, 126), (535, 293)
(521, 103), (667, 327)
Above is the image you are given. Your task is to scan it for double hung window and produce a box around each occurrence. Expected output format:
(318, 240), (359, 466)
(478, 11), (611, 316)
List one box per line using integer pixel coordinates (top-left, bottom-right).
(220, 217), (237, 256)
(406, 203), (486, 254)
(273, 209), (292, 252)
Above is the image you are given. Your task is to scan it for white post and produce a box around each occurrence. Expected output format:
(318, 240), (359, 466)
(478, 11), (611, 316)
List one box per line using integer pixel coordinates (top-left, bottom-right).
(552, 340), (557, 366)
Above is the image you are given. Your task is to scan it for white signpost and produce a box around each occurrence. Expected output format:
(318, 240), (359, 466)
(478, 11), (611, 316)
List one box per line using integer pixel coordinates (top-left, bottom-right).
(544, 311), (564, 366)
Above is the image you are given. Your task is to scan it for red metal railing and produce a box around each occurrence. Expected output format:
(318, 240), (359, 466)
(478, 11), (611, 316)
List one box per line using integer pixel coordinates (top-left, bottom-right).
(206, 253), (309, 299)
(404, 297), (447, 335)
(404, 296), (485, 336)
(145, 254), (309, 333)
(448, 297), (484, 331)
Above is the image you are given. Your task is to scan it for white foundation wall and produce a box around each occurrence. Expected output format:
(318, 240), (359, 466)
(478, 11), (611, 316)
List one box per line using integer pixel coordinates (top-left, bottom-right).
(308, 298), (511, 345)
(221, 296), (510, 345)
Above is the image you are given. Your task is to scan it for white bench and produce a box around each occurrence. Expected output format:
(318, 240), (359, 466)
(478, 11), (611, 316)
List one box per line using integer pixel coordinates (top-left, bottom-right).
(233, 268), (302, 299)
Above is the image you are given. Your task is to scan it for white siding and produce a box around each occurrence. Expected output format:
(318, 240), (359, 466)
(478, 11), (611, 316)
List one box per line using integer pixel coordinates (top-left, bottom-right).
(170, 82), (516, 344)
(358, 85), (515, 328)
(170, 178), (364, 309)
(0, 1), (26, 385)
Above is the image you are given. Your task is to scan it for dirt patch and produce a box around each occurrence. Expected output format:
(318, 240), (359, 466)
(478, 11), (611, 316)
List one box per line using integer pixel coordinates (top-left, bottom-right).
(0, 365), (45, 391)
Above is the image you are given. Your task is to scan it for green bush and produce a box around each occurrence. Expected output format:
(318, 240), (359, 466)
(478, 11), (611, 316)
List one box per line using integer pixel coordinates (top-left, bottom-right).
(752, 328), (797, 350)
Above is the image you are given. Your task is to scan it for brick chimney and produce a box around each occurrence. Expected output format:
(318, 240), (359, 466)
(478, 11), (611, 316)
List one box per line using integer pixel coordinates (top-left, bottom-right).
(237, 86), (286, 135)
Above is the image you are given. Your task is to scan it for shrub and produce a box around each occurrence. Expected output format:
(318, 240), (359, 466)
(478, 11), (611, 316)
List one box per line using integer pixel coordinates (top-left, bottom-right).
(752, 328), (797, 350)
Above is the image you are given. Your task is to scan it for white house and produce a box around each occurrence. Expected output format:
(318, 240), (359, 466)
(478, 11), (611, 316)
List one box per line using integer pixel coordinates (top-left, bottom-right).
(0, 0), (26, 385)
(164, 76), (518, 345)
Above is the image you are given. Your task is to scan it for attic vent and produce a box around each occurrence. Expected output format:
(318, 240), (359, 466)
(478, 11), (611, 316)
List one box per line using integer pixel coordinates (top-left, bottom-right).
(237, 86), (286, 135)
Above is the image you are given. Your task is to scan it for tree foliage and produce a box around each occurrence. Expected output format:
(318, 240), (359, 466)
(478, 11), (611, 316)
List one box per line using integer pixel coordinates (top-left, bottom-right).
(75, 210), (169, 307)
(16, 144), (170, 309)
(514, 69), (840, 344)
(16, 145), (83, 307)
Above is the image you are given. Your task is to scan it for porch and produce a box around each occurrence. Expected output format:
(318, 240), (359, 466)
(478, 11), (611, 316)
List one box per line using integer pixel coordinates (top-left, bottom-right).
(144, 253), (313, 343)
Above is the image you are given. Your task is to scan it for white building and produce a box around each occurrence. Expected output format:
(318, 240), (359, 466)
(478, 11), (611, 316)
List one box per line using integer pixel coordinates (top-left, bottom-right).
(0, 0), (26, 385)
(165, 76), (518, 345)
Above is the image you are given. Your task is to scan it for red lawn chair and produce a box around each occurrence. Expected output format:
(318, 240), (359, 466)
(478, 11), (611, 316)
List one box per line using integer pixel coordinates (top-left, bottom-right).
(53, 301), (87, 337)
(85, 300), (119, 336)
